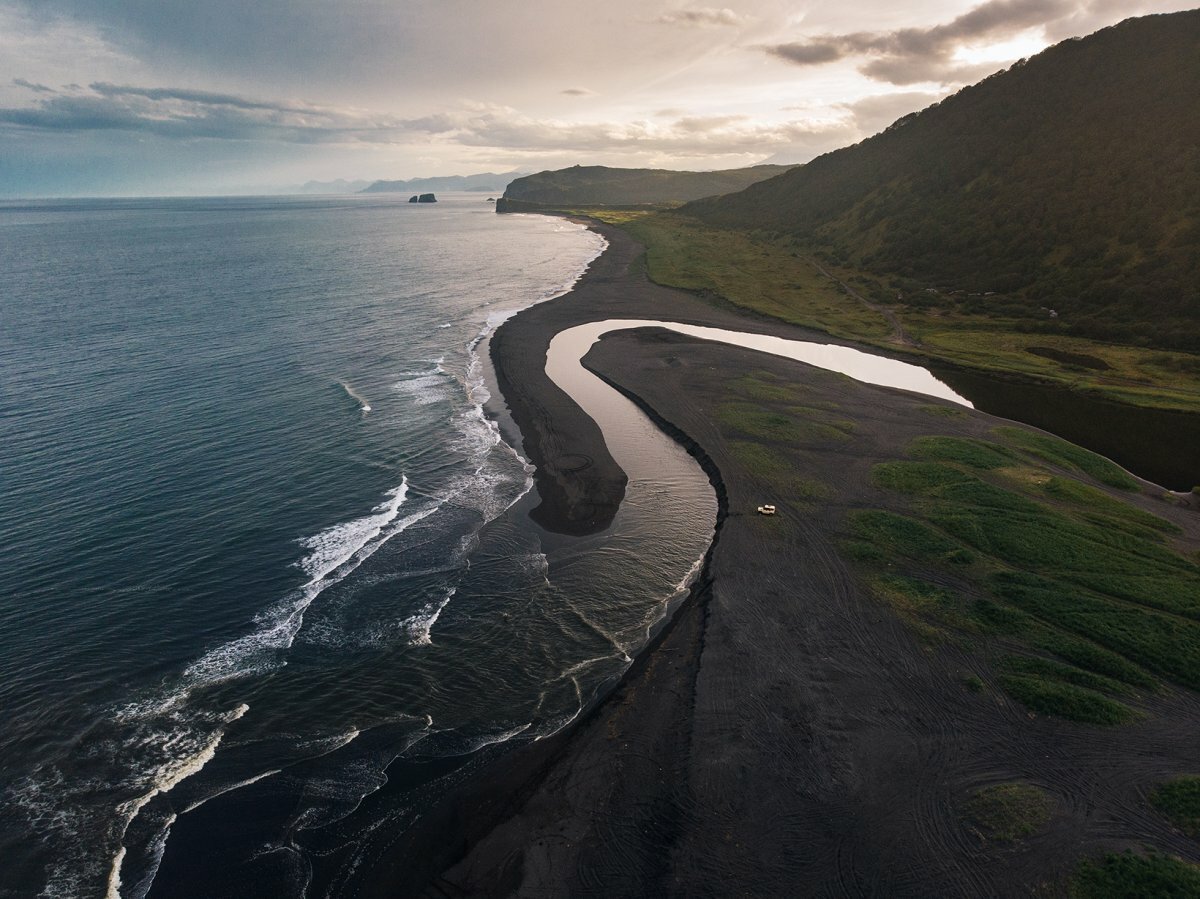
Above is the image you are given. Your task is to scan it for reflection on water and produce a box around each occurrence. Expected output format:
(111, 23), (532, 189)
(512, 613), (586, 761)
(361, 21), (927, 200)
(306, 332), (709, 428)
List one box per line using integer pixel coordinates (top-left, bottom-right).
(932, 366), (1200, 491)
(549, 320), (972, 408)
(550, 320), (1198, 492)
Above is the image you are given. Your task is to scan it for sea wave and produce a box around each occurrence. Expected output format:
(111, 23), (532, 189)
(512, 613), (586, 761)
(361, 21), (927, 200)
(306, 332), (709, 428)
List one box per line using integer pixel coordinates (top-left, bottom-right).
(337, 379), (371, 414)
(104, 702), (249, 899)
(2, 204), (614, 899)
(401, 587), (455, 646)
(182, 478), (427, 688)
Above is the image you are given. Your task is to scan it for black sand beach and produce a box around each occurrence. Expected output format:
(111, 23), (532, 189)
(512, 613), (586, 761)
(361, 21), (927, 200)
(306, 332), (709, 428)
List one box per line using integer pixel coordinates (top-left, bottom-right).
(362, 223), (1200, 897)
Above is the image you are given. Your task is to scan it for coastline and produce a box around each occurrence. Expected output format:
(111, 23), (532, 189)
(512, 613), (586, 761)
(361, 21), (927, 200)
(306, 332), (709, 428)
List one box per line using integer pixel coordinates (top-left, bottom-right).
(353, 218), (829, 894)
(358, 219), (1200, 896)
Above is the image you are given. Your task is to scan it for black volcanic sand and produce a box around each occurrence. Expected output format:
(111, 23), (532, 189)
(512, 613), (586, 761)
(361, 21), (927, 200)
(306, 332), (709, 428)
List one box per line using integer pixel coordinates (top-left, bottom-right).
(435, 332), (1200, 897)
(362, 224), (1200, 897)
(489, 220), (857, 535)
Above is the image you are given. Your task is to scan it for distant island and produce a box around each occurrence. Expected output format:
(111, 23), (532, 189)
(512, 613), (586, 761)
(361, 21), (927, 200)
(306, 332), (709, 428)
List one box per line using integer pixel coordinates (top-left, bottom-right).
(409, 193), (437, 203)
(361, 171), (526, 194)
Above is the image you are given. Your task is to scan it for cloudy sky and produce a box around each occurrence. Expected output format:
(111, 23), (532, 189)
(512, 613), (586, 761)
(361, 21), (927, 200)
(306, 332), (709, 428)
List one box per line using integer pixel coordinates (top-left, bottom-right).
(0, 0), (1192, 195)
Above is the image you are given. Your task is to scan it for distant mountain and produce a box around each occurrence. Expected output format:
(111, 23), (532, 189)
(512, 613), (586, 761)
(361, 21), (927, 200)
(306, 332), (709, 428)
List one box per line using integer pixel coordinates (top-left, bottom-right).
(686, 11), (1200, 350)
(295, 179), (372, 194)
(361, 172), (525, 194)
(500, 164), (796, 207)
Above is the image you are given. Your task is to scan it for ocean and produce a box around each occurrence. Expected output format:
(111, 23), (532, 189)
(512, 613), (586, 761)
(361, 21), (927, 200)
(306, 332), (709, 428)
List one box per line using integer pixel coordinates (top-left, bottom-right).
(0, 195), (714, 897)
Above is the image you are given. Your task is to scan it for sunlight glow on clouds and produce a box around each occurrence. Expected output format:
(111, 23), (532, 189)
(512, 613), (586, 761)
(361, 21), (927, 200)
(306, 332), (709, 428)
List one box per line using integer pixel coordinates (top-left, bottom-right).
(952, 31), (1049, 63)
(0, 0), (1191, 194)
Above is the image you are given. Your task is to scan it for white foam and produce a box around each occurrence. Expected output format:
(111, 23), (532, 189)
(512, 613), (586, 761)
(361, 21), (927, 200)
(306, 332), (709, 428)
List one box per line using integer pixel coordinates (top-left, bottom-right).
(401, 588), (455, 646)
(180, 769), (282, 814)
(531, 708), (583, 742)
(337, 380), (371, 415)
(290, 727), (363, 759)
(105, 703), (248, 899)
(673, 551), (705, 596)
(122, 812), (175, 899)
(459, 722), (531, 754)
(298, 479), (409, 583)
(183, 479), (438, 687)
(396, 371), (453, 406)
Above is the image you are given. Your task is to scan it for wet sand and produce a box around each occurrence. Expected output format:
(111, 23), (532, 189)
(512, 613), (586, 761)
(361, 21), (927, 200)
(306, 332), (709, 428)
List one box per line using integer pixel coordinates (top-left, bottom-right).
(363, 223), (1200, 897)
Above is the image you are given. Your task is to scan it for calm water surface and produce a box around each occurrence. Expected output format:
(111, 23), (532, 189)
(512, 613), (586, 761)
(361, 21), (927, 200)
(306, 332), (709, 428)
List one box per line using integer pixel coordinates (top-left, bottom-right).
(0, 195), (713, 898)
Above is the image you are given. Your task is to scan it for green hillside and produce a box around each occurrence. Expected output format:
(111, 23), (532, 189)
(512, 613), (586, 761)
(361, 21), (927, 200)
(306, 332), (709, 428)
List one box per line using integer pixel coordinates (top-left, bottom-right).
(500, 164), (794, 208)
(686, 12), (1200, 350)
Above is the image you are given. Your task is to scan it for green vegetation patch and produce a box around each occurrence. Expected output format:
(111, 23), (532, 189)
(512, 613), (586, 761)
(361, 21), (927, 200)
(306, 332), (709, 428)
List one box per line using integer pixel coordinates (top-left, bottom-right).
(1000, 655), (1133, 697)
(846, 432), (1200, 711)
(1070, 851), (1200, 898)
(918, 404), (967, 418)
(995, 427), (1139, 490)
(990, 572), (1200, 690)
(729, 373), (815, 405)
(963, 783), (1054, 842)
(849, 510), (975, 567)
(717, 401), (851, 444)
(909, 435), (1017, 470)
(873, 461), (974, 493)
(728, 440), (790, 479)
(1150, 776), (1200, 837)
(613, 213), (895, 341)
(727, 440), (830, 500)
(1029, 630), (1157, 690)
(869, 575), (974, 640)
(998, 673), (1137, 725)
(1042, 477), (1179, 535)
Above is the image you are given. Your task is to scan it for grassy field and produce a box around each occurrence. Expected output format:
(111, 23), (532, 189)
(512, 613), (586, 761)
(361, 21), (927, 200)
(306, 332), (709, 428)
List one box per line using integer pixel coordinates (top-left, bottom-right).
(842, 428), (1200, 720)
(707, 373), (1200, 726)
(1070, 851), (1200, 897)
(1150, 775), (1200, 837)
(963, 782), (1055, 842)
(570, 208), (1200, 414)
(632, 341), (1200, 888)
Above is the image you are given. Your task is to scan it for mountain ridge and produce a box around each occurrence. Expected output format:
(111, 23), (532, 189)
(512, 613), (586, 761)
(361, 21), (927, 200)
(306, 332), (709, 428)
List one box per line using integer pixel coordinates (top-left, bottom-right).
(500, 164), (796, 207)
(362, 171), (525, 194)
(685, 11), (1200, 350)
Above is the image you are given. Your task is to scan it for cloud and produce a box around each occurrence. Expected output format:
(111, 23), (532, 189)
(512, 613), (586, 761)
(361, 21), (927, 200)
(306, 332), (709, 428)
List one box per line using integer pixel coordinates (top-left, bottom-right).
(1041, 0), (1199, 41)
(656, 6), (748, 27)
(0, 82), (456, 143)
(763, 0), (1073, 84)
(859, 57), (1005, 86)
(839, 91), (946, 134)
(13, 78), (55, 93)
(673, 114), (750, 132)
(561, 87), (595, 96)
(0, 81), (857, 161)
(766, 42), (845, 65)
